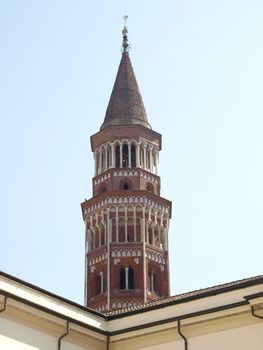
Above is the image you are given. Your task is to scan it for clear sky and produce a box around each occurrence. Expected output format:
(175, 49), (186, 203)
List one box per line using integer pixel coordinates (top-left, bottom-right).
(0, 0), (263, 304)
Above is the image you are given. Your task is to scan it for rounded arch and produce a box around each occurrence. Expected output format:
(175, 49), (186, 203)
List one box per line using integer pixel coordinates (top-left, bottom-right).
(114, 141), (121, 168)
(119, 178), (133, 190)
(118, 217), (125, 242)
(98, 183), (107, 194)
(146, 182), (154, 193)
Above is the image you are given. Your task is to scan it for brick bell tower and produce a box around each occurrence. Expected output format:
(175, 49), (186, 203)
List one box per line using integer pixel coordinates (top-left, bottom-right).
(81, 22), (172, 312)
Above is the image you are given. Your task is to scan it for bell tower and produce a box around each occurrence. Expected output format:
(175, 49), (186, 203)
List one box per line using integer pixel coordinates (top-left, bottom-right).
(81, 21), (172, 312)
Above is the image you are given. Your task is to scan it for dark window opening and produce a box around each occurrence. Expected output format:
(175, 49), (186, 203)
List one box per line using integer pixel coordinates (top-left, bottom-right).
(146, 183), (154, 193)
(103, 274), (106, 293)
(96, 273), (101, 295)
(119, 268), (125, 289)
(122, 144), (129, 168)
(115, 145), (120, 168)
(124, 182), (129, 190)
(148, 271), (159, 294)
(131, 145), (136, 167)
(128, 267), (134, 289)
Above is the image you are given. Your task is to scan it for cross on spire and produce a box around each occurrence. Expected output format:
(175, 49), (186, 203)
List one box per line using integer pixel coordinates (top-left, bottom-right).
(122, 15), (130, 53)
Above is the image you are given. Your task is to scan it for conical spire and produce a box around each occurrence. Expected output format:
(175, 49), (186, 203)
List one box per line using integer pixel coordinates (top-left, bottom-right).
(100, 21), (151, 131)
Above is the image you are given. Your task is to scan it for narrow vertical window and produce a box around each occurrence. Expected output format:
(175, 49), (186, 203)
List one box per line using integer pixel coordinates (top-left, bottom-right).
(128, 267), (134, 289)
(96, 273), (101, 295)
(119, 268), (125, 289)
(131, 144), (136, 167)
(115, 145), (120, 168)
(122, 144), (129, 168)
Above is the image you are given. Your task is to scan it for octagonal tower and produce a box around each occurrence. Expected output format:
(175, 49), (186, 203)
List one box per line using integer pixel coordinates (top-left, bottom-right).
(81, 24), (172, 312)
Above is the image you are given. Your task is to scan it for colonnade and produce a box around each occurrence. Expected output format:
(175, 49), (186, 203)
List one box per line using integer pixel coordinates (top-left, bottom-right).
(86, 205), (169, 252)
(94, 140), (159, 176)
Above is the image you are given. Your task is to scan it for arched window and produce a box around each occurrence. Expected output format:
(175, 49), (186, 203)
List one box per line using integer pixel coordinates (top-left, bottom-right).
(119, 179), (132, 190)
(101, 148), (105, 171)
(96, 152), (100, 175)
(146, 182), (154, 193)
(107, 145), (111, 168)
(96, 273), (101, 295)
(101, 225), (105, 246)
(146, 149), (151, 170)
(119, 268), (125, 289)
(98, 184), (107, 194)
(115, 144), (120, 168)
(128, 267), (134, 289)
(148, 271), (158, 294)
(122, 144), (129, 168)
(118, 218), (125, 242)
(119, 267), (134, 290)
(131, 144), (136, 167)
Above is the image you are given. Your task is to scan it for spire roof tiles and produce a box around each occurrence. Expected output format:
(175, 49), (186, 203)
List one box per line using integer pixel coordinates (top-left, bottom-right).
(100, 52), (151, 131)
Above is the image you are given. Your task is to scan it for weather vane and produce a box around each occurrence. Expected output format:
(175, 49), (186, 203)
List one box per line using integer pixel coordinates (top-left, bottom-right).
(122, 15), (130, 53)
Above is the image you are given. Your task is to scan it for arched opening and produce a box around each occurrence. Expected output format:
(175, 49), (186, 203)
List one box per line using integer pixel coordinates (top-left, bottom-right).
(146, 148), (151, 170)
(101, 148), (105, 171)
(94, 227), (99, 249)
(128, 267), (134, 289)
(96, 152), (100, 175)
(146, 182), (154, 193)
(136, 217), (141, 242)
(98, 184), (107, 194)
(119, 267), (134, 290)
(119, 178), (132, 191)
(118, 218), (125, 242)
(107, 145), (111, 168)
(140, 147), (144, 167)
(96, 273), (101, 295)
(119, 268), (125, 289)
(115, 144), (120, 168)
(111, 218), (116, 242)
(148, 271), (158, 294)
(122, 144), (129, 168)
(131, 144), (136, 167)
(101, 225), (105, 246)
(127, 217), (134, 242)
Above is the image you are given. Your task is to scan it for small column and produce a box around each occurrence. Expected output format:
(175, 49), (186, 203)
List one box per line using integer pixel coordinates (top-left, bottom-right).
(111, 144), (115, 168)
(116, 218), (119, 242)
(150, 272), (154, 291)
(120, 142), (123, 168)
(94, 153), (97, 176)
(134, 207), (137, 241)
(124, 207), (128, 242)
(142, 206), (146, 303)
(99, 150), (102, 174)
(155, 151), (159, 175)
(107, 207), (110, 310)
(145, 222), (149, 243)
(143, 145), (147, 170)
(128, 142), (131, 168)
(125, 267), (129, 290)
(136, 143), (140, 167)
(100, 271), (104, 293)
(98, 226), (101, 248)
(149, 147), (153, 173)
(105, 146), (108, 171)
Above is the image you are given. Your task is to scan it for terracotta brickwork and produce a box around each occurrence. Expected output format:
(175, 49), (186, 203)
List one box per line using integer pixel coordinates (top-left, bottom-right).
(82, 50), (172, 313)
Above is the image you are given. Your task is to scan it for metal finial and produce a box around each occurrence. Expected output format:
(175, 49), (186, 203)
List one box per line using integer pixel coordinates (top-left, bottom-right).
(122, 15), (130, 53)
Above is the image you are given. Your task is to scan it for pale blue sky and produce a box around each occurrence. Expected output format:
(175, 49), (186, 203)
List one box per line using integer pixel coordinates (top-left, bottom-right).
(0, 0), (263, 304)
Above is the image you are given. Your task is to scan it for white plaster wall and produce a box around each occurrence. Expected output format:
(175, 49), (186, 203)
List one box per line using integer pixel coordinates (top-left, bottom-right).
(121, 322), (263, 350)
(0, 317), (57, 350)
(0, 317), (91, 350)
(190, 323), (263, 350)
